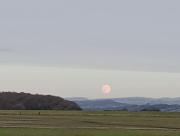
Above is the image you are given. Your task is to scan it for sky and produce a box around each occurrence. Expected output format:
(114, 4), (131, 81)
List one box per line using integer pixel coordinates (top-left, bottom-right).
(0, 0), (180, 98)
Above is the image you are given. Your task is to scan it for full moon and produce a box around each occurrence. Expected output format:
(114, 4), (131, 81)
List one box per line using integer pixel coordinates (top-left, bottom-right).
(102, 84), (112, 95)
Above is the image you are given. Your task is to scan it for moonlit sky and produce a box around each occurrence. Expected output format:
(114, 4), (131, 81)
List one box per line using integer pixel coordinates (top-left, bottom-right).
(0, 0), (180, 98)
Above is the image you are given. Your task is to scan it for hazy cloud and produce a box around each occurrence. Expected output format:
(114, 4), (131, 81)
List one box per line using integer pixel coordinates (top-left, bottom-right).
(0, 0), (180, 73)
(0, 48), (14, 53)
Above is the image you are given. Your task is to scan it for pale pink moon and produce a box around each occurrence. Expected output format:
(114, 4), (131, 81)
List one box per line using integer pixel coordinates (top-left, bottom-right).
(102, 84), (112, 95)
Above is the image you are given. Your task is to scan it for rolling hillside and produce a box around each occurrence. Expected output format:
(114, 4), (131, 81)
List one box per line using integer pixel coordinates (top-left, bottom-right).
(0, 92), (81, 110)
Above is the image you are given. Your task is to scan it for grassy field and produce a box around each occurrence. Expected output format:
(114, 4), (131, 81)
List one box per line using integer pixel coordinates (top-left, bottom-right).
(0, 110), (180, 135)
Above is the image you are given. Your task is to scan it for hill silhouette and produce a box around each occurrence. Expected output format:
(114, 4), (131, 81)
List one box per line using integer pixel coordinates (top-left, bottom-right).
(0, 92), (81, 110)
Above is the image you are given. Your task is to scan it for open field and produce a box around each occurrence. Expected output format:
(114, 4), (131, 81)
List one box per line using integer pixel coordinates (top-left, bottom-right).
(0, 110), (180, 135)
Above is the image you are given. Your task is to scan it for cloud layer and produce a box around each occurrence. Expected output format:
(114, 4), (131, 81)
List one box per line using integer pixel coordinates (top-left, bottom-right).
(0, 0), (180, 72)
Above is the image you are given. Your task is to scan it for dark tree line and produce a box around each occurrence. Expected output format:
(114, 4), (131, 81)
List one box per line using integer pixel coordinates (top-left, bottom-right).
(0, 92), (81, 110)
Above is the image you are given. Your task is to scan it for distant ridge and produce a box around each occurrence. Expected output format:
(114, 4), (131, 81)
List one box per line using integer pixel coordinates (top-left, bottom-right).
(67, 97), (180, 112)
(112, 97), (180, 105)
(0, 92), (81, 110)
(66, 97), (89, 101)
(67, 97), (180, 105)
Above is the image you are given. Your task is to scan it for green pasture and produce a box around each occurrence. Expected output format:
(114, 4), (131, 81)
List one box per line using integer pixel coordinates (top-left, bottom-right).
(0, 110), (179, 136)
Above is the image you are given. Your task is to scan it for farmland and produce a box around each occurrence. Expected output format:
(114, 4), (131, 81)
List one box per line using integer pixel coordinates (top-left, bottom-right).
(0, 110), (180, 136)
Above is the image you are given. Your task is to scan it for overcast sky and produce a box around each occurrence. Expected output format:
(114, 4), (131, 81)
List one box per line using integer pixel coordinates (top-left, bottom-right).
(0, 0), (180, 98)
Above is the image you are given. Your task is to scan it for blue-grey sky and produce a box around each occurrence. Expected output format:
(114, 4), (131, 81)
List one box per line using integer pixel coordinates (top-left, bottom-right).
(0, 0), (180, 98)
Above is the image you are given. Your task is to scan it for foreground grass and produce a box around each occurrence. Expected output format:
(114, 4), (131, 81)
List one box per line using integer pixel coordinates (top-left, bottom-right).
(0, 128), (180, 136)
(0, 110), (180, 135)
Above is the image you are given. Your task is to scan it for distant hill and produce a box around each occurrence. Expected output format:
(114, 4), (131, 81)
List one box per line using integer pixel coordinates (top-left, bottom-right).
(113, 97), (180, 105)
(67, 97), (180, 112)
(66, 97), (89, 101)
(0, 92), (81, 110)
